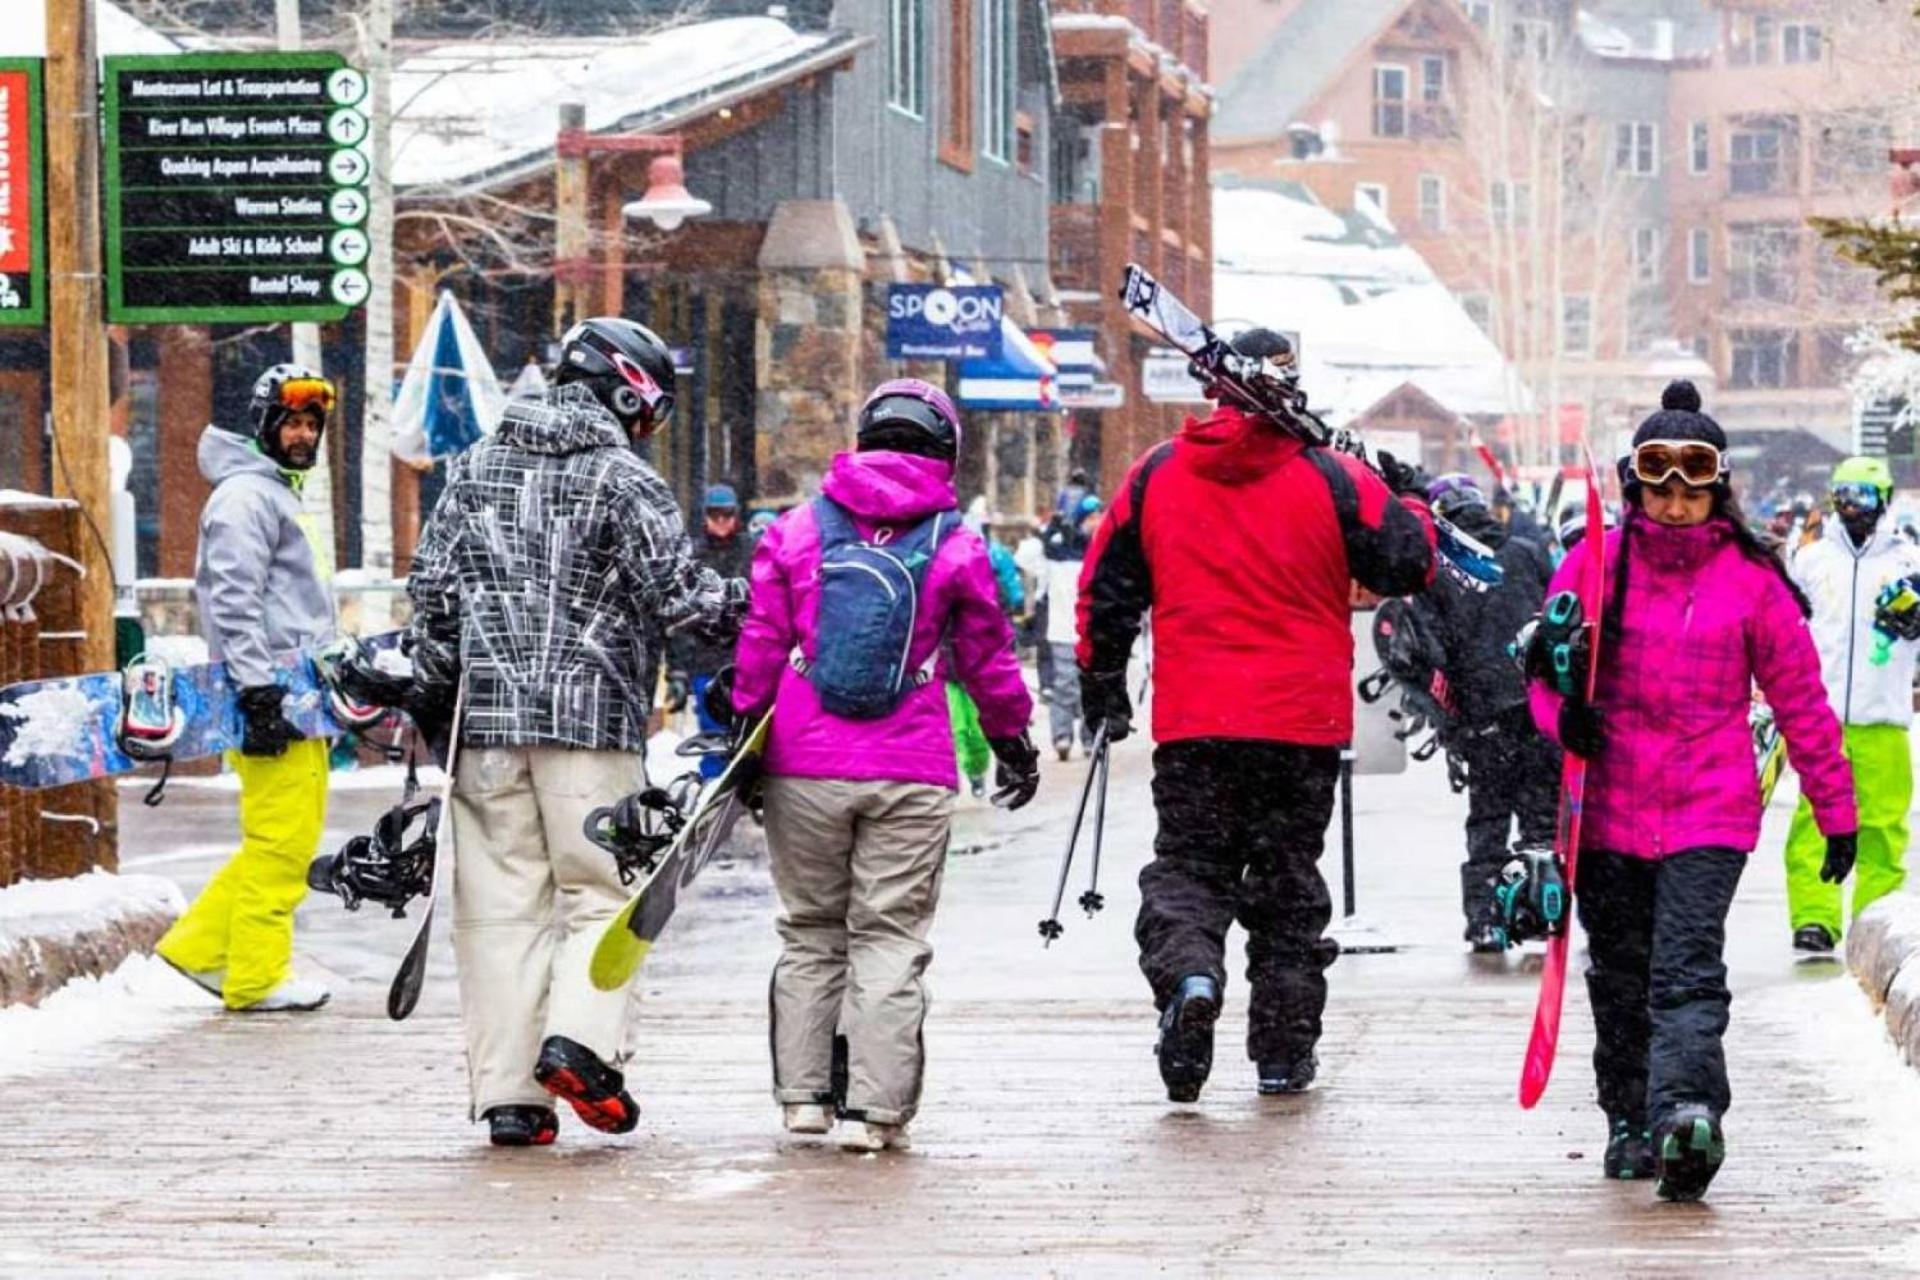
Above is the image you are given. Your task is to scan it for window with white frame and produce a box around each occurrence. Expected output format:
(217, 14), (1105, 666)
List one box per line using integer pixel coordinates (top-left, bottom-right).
(1510, 17), (1553, 62)
(1373, 65), (1408, 137)
(1615, 122), (1658, 176)
(1729, 116), (1798, 196)
(1421, 55), (1447, 104)
(1466, 2), (1491, 30)
(1356, 183), (1389, 217)
(981, 0), (1015, 161)
(1632, 226), (1662, 283)
(1689, 227), (1711, 283)
(1491, 179), (1531, 230)
(1690, 121), (1709, 174)
(1783, 22), (1823, 64)
(1418, 174), (1445, 232)
(1729, 328), (1798, 389)
(1562, 295), (1594, 357)
(1728, 222), (1800, 303)
(888, 0), (926, 115)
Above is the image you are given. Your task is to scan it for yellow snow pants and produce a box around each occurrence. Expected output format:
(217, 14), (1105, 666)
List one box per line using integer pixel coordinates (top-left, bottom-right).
(1784, 722), (1910, 940)
(157, 738), (330, 1008)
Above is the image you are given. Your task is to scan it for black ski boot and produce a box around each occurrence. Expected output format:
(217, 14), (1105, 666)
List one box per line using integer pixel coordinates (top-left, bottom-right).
(1466, 922), (1505, 954)
(1793, 924), (1836, 954)
(1156, 974), (1220, 1103)
(486, 1105), (558, 1147)
(1653, 1105), (1725, 1202)
(1256, 1053), (1317, 1096)
(1603, 1115), (1654, 1180)
(534, 1036), (640, 1135)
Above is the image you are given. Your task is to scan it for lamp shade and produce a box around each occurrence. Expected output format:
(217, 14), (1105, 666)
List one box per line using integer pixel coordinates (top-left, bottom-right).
(622, 152), (713, 232)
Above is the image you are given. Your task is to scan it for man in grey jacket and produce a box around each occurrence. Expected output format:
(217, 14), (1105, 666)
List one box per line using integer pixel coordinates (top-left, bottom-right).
(156, 364), (337, 1013)
(403, 317), (746, 1147)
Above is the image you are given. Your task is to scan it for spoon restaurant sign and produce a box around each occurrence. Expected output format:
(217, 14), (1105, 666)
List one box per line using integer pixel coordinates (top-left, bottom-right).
(0, 59), (45, 327)
(102, 53), (372, 324)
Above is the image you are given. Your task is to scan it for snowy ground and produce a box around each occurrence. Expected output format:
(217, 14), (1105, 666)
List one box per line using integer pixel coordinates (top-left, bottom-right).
(6, 738), (1920, 1275)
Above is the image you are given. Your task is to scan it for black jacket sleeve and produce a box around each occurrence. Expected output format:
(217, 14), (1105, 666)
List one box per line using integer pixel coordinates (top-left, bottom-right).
(1306, 450), (1437, 599)
(1076, 443), (1175, 676)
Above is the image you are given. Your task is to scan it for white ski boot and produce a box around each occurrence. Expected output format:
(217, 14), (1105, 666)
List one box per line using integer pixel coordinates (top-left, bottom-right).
(839, 1121), (911, 1153)
(782, 1104), (833, 1135)
(235, 975), (332, 1013)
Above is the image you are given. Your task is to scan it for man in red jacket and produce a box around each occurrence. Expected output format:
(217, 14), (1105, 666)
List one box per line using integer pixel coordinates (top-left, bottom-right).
(1076, 328), (1436, 1103)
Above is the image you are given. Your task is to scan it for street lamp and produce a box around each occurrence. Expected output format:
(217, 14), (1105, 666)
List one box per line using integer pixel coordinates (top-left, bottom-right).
(623, 152), (713, 233)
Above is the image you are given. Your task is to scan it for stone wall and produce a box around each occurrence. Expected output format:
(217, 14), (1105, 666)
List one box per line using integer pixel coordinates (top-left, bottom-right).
(754, 200), (864, 506)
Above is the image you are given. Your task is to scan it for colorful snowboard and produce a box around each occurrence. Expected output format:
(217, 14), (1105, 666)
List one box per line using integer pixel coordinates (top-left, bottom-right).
(588, 712), (772, 992)
(1753, 703), (1787, 808)
(1520, 447), (1606, 1109)
(0, 631), (403, 790)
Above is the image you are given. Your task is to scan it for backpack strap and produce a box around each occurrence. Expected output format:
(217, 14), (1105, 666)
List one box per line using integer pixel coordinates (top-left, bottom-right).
(811, 495), (858, 550)
(906, 510), (961, 688)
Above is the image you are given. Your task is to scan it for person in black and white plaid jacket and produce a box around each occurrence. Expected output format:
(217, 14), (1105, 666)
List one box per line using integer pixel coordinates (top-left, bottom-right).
(404, 318), (746, 1148)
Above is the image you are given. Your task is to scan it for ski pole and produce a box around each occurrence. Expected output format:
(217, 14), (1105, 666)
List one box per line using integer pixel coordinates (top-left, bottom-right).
(1079, 733), (1110, 917)
(1039, 721), (1111, 945)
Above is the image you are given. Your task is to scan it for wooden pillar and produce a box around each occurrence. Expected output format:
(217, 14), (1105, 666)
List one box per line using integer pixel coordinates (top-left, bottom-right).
(156, 327), (213, 579)
(553, 103), (590, 335)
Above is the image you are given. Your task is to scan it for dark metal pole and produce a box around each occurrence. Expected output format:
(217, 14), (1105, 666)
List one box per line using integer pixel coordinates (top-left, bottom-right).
(1340, 747), (1356, 919)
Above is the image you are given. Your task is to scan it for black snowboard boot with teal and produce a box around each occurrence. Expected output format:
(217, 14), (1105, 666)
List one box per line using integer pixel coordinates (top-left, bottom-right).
(1603, 1115), (1654, 1180)
(1653, 1105), (1725, 1201)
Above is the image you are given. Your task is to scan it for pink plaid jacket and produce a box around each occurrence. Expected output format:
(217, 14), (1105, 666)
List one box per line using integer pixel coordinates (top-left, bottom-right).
(1531, 516), (1855, 860)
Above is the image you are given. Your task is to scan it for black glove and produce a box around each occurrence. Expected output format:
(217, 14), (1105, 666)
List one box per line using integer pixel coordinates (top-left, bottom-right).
(1079, 668), (1133, 744)
(1559, 699), (1605, 761)
(237, 684), (302, 758)
(1821, 832), (1858, 884)
(988, 731), (1040, 811)
(664, 670), (691, 714)
(1376, 449), (1432, 500)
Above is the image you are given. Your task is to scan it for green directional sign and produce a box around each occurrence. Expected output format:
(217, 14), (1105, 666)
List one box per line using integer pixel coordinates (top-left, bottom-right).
(102, 52), (371, 324)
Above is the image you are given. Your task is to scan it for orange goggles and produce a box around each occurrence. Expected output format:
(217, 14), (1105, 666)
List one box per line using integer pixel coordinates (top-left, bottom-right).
(278, 376), (337, 415)
(1632, 439), (1723, 488)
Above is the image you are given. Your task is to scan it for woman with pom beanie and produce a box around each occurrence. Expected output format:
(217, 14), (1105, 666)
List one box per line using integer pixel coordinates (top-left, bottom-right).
(1527, 381), (1856, 1201)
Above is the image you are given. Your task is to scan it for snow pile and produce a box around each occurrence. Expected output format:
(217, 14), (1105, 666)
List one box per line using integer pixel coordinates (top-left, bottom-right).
(0, 870), (184, 949)
(1211, 184), (1525, 427)
(0, 955), (206, 1082)
(0, 683), (96, 767)
(140, 633), (209, 668)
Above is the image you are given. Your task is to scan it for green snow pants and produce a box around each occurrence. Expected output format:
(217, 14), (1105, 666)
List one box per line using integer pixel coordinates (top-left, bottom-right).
(947, 682), (991, 784)
(1784, 722), (1910, 939)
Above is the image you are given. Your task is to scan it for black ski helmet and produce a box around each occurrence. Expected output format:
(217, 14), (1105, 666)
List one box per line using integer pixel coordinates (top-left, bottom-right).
(248, 363), (334, 470)
(1198, 327), (1296, 413)
(857, 378), (961, 462)
(555, 317), (677, 436)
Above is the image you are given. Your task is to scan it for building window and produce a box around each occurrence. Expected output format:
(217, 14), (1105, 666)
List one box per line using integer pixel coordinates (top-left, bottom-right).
(1461, 291), (1492, 335)
(1562, 295), (1594, 357)
(1510, 17), (1553, 62)
(941, 0), (976, 168)
(1491, 179), (1531, 230)
(1614, 122), (1659, 176)
(1418, 174), (1445, 232)
(1728, 222), (1799, 302)
(1729, 328), (1799, 389)
(1466, 2), (1491, 30)
(1373, 65), (1408, 138)
(1690, 121), (1709, 174)
(1816, 117), (1893, 189)
(1689, 227), (1711, 283)
(1050, 123), (1099, 203)
(1421, 54), (1447, 104)
(1632, 226), (1662, 284)
(888, 0), (926, 115)
(1356, 183), (1389, 218)
(1728, 116), (1798, 196)
(1815, 328), (1856, 386)
(981, 0), (1014, 162)
(1783, 22), (1823, 64)
(1817, 244), (1878, 306)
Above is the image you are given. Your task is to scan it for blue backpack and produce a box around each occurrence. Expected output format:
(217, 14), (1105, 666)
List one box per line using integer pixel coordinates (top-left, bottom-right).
(797, 496), (959, 720)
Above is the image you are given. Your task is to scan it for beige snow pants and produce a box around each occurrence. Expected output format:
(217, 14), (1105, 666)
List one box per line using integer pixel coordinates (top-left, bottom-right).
(451, 745), (640, 1116)
(764, 776), (954, 1126)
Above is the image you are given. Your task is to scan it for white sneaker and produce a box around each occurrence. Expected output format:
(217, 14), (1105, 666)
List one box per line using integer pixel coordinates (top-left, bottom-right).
(782, 1103), (833, 1135)
(234, 975), (331, 1013)
(839, 1121), (911, 1153)
(157, 954), (224, 998)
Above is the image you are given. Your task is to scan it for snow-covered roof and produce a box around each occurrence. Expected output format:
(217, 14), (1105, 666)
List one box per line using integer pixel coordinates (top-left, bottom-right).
(1210, 182), (1525, 427)
(2, 0), (178, 57)
(392, 17), (854, 192)
(1574, 3), (1718, 63)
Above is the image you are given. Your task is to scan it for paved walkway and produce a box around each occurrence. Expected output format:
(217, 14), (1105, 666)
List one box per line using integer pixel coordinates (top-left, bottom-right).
(8, 743), (1920, 1277)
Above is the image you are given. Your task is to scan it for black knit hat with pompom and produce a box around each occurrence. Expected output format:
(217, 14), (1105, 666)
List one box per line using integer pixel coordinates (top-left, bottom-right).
(1631, 380), (1726, 451)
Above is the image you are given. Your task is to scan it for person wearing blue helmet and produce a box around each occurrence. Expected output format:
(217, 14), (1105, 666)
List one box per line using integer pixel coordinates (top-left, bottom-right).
(668, 481), (753, 776)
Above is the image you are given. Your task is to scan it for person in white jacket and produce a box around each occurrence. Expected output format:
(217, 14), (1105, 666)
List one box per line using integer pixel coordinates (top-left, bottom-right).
(1785, 456), (1920, 952)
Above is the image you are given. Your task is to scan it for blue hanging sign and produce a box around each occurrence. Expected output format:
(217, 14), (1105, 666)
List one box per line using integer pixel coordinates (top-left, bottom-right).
(885, 283), (1005, 360)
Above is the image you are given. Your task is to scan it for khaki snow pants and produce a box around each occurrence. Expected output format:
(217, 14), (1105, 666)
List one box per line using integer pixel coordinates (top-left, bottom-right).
(764, 776), (954, 1126)
(451, 745), (641, 1116)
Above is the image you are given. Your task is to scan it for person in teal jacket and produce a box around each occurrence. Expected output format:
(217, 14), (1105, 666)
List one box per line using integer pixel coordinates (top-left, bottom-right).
(950, 499), (1024, 796)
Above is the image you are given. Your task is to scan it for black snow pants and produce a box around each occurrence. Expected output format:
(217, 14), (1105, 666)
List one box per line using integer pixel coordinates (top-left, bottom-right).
(1457, 706), (1561, 932)
(1577, 846), (1746, 1127)
(1134, 739), (1341, 1064)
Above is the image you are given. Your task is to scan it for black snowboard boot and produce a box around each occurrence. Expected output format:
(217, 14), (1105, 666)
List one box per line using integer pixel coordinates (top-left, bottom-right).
(1653, 1105), (1725, 1202)
(486, 1105), (558, 1148)
(1603, 1115), (1654, 1180)
(1466, 922), (1506, 954)
(1793, 924), (1837, 954)
(1156, 974), (1220, 1103)
(1256, 1053), (1317, 1096)
(534, 1035), (640, 1135)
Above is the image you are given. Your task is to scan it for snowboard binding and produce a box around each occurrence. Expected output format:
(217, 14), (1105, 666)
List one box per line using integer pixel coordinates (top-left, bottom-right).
(118, 653), (188, 806)
(1870, 576), (1920, 665)
(1493, 847), (1569, 948)
(583, 785), (690, 885)
(1520, 591), (1592, 700)
(309, 794), (440, 916)
(314, 635), (409, 735)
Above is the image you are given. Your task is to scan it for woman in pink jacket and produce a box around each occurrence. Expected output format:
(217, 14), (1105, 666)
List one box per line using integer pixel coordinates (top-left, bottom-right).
(1530, 382), (1856, 1202)
(733, 379), (1037, 1153)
